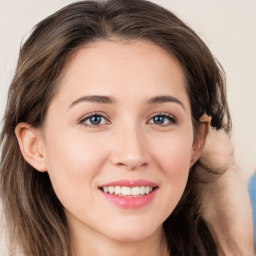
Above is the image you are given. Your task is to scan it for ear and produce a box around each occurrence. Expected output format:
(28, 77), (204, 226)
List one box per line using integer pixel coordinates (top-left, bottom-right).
(190, 122), (210, 167)
(15, 122), (47, 172)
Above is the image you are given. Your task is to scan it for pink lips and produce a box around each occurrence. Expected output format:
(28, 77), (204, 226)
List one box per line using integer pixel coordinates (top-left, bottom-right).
(99, 179), (158, 209)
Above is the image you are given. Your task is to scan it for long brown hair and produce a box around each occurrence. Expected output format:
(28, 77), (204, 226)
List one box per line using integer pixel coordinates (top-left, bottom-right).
(0, 0), (231, 255)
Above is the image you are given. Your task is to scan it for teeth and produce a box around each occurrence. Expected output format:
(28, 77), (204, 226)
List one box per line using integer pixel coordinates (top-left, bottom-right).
(131, 186), (140, 196)
(101, 186), (154, 196)
(122, 186), (131, 196)
(115, 186), (122, 195)
(108, 186), (115, 194)
(103, 187), (109, 193)
(139, 186), (145, 194)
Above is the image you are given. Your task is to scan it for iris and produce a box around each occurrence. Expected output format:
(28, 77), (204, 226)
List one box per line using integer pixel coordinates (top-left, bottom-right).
(153, 116), (165, 124)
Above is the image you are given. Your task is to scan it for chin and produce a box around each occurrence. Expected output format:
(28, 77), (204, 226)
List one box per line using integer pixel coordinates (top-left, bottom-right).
(105, 222), (163, 243)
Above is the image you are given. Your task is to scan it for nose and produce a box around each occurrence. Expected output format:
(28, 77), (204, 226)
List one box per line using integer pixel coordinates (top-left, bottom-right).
(110, 124), (150, 170)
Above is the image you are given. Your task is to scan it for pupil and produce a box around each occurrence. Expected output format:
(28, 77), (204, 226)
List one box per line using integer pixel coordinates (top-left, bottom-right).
(154, 116), (164, 124)
(90, 116), (101, 125)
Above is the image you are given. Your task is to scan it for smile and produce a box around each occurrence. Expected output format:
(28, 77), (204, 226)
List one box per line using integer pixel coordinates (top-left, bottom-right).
(100, 186), (155, 196)
(98, 180), (158, 208)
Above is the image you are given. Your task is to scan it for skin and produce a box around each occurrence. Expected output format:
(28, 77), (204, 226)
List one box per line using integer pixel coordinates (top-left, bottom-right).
(199, 128), (254, 256)
(16, 40), (208, 256)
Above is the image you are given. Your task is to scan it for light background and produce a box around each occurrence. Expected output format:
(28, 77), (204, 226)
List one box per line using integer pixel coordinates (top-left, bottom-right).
(0, 0), (256, 253)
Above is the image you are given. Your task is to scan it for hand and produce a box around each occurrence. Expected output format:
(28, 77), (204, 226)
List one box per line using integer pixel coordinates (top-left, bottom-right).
(196, 128), (254, 256)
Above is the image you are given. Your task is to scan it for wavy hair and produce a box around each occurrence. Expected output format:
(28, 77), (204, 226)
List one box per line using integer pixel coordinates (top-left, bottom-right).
(0, 0), (231, 255)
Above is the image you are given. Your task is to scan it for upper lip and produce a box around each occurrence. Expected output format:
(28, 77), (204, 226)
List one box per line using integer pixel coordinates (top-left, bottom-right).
(99, 179), (158, 188)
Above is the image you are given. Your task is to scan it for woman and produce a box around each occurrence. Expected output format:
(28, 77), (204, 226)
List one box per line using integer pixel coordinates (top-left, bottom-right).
(0, 0), (253, 255)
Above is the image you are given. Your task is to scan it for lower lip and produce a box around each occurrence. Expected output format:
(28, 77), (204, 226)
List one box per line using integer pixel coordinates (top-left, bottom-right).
(99, 188), (158, 209)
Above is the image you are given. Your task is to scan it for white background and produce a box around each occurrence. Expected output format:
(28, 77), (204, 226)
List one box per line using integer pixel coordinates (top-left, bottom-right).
(0, 0), (256, 254)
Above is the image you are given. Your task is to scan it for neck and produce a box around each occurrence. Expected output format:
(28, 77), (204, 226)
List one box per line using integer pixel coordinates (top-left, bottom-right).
(69, 222), (169, 256)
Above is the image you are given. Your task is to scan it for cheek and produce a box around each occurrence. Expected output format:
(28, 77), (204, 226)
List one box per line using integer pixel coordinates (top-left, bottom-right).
(164, 145), (190, 195)
(155, 132), (193, 174)
(152, 132), (193, 208)
(43, 129), (106, 205)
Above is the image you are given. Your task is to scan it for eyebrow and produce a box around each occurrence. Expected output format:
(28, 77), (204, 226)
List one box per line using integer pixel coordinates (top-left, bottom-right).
(147, 95), (185, 109)
(69, 94), (185, 109)
(70, 95), (116, 108)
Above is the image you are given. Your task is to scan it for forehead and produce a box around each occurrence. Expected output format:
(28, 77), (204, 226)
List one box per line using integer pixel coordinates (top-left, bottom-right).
(54, 39), (189, 108)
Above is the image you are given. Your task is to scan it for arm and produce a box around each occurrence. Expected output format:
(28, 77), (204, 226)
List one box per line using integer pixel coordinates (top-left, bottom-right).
(197, 128), (254, 256)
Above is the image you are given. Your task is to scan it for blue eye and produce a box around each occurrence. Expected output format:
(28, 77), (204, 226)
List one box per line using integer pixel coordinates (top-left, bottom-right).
(152, 116), (165, 124)
(80, 114), (108, 127)
(148, 114), (176, 126)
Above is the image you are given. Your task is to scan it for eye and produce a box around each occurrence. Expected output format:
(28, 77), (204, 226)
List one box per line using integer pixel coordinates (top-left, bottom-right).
(79, 113), (109, 127)
(148, 113), (177, 126)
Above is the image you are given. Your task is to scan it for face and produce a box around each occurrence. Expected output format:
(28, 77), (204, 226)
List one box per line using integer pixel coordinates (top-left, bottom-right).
(39, 40), (201, 243)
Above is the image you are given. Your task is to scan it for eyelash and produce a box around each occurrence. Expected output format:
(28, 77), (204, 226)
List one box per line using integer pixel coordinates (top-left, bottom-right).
(147, 112), (177, 126)
(79, 112), (110, 128)
(79, 112), (177, 128)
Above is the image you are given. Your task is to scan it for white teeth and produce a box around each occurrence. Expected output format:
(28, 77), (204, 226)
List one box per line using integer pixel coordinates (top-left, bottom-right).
(108, 186), (115, 194)
(115, 186), (122, 195)
(122, 186), (131, 196)
(131, 186), (140, 196)
(139, 186), (145, 194)
(101, 186), (154, 196)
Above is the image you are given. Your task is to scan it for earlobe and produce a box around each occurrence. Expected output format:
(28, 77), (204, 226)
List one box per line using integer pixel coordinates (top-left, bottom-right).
(15, 122), (47, 172)
(190, 121), (210, 166)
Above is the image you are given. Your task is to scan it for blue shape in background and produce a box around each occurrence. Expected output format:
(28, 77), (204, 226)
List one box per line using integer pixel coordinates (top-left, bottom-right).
(249, 171), (256, 253)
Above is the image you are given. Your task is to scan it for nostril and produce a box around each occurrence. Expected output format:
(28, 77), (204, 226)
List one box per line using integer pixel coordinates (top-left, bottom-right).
(110, 145), (150, 170)
(116, 161), (148, 170)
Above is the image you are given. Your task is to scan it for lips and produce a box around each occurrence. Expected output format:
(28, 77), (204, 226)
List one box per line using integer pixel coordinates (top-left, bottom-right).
(98, 179), (158, 208)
